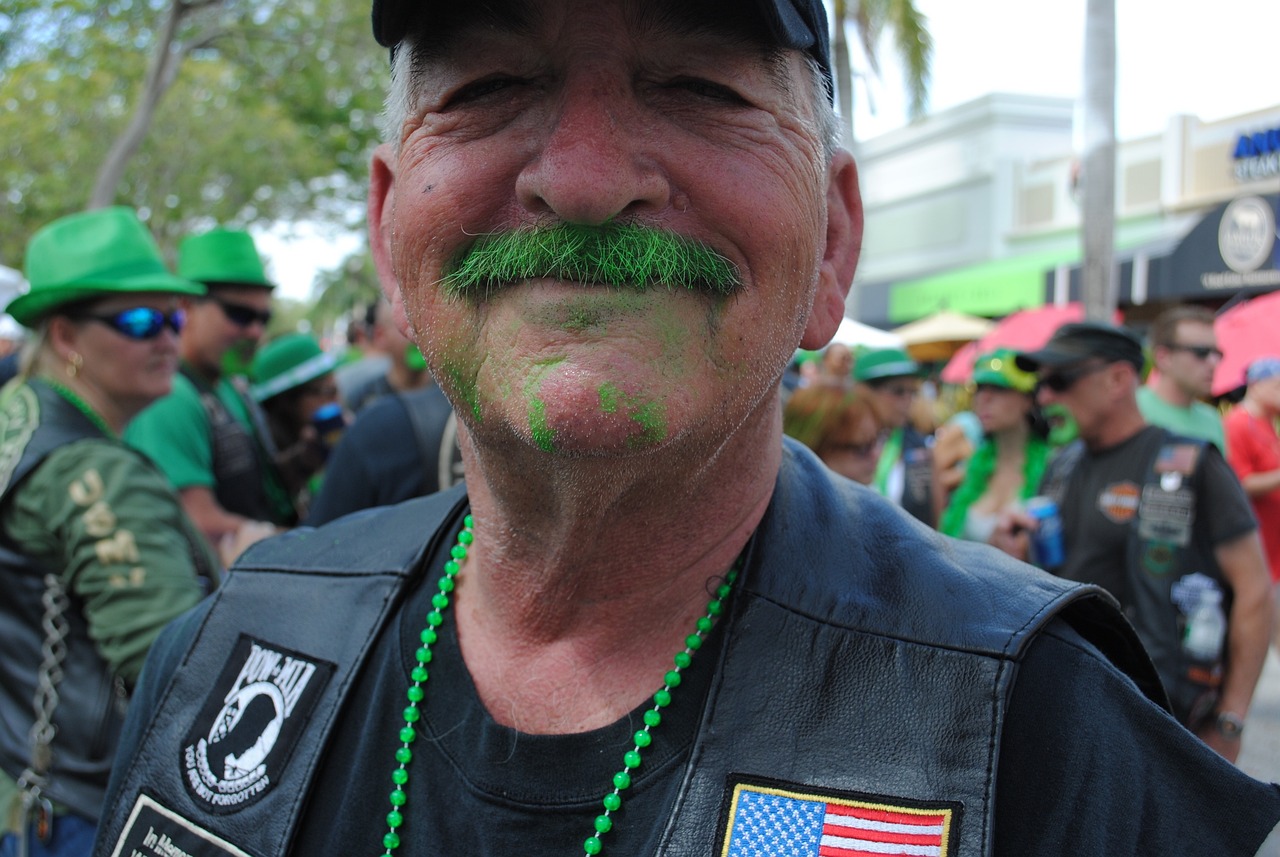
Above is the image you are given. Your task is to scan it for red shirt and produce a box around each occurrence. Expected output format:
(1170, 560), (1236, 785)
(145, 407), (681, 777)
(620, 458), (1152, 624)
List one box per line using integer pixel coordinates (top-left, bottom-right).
(1224, 405), (1280, 583)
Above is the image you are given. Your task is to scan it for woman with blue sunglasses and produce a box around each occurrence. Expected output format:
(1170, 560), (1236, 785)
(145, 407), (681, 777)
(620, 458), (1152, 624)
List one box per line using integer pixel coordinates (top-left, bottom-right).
(0, 208), (219, 856)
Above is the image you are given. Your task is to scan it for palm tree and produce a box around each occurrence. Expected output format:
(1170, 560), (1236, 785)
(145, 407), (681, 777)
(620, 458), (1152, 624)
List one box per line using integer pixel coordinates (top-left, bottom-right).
(1080, 0), (1117, 320)
(830, 0), (932, 148)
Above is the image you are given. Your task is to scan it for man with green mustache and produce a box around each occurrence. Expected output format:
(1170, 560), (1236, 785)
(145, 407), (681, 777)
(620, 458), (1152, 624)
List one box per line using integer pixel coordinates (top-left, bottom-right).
(97, 1), (1279, 855)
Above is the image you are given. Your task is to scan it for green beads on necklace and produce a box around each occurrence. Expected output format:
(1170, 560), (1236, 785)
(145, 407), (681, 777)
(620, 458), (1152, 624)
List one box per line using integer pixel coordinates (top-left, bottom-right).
(380, 514), (472, 857)
(583, 566), (739, 857)
(378, 509), (739, 857)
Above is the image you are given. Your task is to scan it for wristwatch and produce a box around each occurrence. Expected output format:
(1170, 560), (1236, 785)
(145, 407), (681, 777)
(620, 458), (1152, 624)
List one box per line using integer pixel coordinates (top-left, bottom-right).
(1214, 710), (1245, 740)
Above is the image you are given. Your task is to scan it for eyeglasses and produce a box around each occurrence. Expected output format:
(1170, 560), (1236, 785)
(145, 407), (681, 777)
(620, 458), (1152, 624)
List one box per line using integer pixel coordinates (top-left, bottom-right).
(1038, 362), (1108, 393)
(1167, 343), (1223, 361)
(71, 307), (185, 340)
(211, 298), (272, 328)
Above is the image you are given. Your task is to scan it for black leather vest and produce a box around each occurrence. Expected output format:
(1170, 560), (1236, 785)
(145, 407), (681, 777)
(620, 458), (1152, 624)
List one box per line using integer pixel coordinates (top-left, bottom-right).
(1125, 435), (1227, 725)
(180, 366), (275, 524)
(96, 444), (1160, 857)
(0, 380), (129, 820)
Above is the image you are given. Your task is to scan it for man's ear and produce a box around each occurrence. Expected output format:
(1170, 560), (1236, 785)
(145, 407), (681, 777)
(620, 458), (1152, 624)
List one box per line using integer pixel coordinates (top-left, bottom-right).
(800, 149), (863, 351)
(368, 143), (413, 338)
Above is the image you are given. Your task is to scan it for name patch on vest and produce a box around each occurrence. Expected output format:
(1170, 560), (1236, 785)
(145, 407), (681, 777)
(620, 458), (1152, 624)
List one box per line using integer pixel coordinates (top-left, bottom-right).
(717, 776), (960, 857)
(181, 635), (334, 813)
(108, 793), (253, 857)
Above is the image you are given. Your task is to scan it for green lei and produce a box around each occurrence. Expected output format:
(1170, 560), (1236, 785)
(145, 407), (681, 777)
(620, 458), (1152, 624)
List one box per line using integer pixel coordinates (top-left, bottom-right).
(939, 433), (1053, 538)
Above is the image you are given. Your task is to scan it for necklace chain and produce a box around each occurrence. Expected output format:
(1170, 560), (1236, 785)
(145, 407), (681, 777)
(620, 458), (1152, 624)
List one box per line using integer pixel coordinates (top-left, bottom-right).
(380, 513), (738, 856)
(41, 378), (114, 438)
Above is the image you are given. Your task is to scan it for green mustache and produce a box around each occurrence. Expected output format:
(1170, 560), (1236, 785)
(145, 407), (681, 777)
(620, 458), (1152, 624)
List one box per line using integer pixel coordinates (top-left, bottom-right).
(441, 223), (741, 299)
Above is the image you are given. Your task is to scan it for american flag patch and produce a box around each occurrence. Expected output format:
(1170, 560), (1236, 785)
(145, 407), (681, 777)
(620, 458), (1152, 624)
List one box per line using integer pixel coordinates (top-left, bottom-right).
(1154, 443), (1200, 475)
(719, 781), (957, 857)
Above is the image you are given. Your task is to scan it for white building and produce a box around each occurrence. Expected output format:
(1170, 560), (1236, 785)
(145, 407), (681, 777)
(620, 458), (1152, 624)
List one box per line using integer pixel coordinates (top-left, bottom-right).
(850, 95), (1280, 329)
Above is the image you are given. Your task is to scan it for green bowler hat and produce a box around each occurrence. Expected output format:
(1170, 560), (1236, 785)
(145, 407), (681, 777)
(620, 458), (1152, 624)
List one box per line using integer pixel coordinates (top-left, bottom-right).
(179, 228), (275, 288)
(9, 207), (206, 328)
(854, 347), (921, 383)
(972, 348), (1037, 393)
(250, 333), (337, 402)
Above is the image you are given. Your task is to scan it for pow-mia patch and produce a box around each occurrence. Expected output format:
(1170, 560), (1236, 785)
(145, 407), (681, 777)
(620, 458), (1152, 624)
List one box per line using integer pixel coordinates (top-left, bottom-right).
(181, 635), (333, 813)
(717, 776), (960, 857)
(108, 793), (252, 857)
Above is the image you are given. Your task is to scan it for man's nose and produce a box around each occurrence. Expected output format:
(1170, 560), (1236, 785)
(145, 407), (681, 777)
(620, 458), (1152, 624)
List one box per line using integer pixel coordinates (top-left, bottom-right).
(515, 79), (671, 225)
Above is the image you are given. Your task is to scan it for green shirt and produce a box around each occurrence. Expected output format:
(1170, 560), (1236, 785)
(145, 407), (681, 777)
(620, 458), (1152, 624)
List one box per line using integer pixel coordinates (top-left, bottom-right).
(125, 373), (215, 491)
(1137, 385), (1227, 455)
(125, 373), (295, 524)
(2, 413), (214, 824)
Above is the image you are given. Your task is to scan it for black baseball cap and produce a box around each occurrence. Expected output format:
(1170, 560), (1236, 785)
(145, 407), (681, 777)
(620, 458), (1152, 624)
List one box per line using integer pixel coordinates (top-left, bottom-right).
(1015, 321), (1145, 373)
(370, 0), (834, 103)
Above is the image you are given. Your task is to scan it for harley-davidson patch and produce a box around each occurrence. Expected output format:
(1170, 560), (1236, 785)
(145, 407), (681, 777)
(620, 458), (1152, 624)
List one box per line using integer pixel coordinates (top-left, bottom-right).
(181, 635), (333, 813)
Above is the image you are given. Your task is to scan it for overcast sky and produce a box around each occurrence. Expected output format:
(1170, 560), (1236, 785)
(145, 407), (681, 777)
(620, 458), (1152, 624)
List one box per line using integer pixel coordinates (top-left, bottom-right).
(852, 0), (1280, 142)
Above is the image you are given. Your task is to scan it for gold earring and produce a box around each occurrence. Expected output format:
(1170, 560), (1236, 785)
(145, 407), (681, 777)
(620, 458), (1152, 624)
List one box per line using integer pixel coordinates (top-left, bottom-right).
(66, 352), (83, 379)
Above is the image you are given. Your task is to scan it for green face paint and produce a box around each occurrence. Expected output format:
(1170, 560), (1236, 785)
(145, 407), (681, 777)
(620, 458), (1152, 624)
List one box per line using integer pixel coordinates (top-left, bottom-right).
(598, 383), (621, 415)
(627, 400), (667, 448)
(441, 359), (482, 422)
(442, 222), (740, 299)
(528, 397), (555, 452)
(597, 383), (667, 448)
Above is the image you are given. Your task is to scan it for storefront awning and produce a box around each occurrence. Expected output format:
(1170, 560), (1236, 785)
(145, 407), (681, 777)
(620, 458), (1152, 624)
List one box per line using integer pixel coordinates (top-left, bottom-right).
(1157, 193), (1280, 301)
(887, 251), (1072, 324)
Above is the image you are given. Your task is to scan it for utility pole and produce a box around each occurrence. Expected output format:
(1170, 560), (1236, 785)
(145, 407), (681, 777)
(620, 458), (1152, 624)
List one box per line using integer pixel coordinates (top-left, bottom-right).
(1080, 0), (1117, 321)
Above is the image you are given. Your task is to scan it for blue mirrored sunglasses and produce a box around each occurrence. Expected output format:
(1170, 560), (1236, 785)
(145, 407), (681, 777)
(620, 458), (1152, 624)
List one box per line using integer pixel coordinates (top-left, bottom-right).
(74, 307), (186, 340)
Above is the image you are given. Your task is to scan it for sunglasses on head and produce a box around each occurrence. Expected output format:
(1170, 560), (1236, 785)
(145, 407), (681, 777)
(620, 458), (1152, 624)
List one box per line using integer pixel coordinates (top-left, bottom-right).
(211, 298), (272, 328)
(71, 307), (185, 340)
(1038, 361), (1108, 393)
(1167, 343), (1223, 361)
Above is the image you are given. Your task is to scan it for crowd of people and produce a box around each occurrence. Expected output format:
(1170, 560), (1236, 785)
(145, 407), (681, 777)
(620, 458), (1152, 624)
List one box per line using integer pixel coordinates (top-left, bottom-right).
(785, 310), (1280, 762)
(2, 0), (1279, 854)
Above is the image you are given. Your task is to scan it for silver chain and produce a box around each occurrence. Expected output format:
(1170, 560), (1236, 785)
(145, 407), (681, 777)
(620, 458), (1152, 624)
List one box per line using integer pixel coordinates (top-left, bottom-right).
(16, 572), (71, 794)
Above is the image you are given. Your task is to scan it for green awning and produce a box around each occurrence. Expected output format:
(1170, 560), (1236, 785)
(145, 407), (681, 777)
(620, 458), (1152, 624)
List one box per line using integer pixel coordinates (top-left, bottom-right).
(887, 251), (1076, 324)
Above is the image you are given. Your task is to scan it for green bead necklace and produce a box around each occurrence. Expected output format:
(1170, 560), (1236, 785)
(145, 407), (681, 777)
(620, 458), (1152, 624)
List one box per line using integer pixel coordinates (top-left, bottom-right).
(42, 378), (115, 438)
(380, 514), (739, 857)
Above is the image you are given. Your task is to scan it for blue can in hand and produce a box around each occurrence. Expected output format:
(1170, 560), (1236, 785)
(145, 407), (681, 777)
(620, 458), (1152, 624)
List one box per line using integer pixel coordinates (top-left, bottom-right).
(311, 402), (347, 451)
(1026, 496), (1065, 569)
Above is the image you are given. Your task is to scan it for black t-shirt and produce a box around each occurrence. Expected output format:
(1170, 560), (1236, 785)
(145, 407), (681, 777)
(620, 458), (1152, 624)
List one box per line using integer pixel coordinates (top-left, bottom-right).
(1056, 425), (1256, 601)
(290, 535), (723, 855)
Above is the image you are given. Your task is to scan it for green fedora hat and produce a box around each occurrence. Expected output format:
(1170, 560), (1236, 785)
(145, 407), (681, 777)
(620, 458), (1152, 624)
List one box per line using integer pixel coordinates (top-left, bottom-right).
(179, 228), (275, 288)
(8, 207), (206, 327)
(250, 333), (337, 402)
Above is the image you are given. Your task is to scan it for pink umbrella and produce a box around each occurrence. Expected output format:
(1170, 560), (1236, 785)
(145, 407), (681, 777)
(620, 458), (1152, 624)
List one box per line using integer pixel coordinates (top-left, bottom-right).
(1213, 290), (1280, 396)
(941, 303), (1115, 384)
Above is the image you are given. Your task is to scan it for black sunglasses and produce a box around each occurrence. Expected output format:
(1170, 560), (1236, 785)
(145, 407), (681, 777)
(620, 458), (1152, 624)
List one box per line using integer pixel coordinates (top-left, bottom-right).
(1167, 343), (1223, 361)
(211, 298), (272, 328)
(72, 307), (185, 340)
(1038, 362), (1107, 393)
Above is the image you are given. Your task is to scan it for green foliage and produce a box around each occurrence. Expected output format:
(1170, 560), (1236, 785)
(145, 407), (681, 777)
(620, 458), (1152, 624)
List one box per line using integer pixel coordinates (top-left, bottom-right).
(831, 0), (932, 143)
(0, 0), (385, 268)
(308, 248), (381, 333)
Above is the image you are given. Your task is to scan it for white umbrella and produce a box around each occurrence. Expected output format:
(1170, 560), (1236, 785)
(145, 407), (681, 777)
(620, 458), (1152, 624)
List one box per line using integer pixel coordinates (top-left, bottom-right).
(829, 317), (903, 350)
